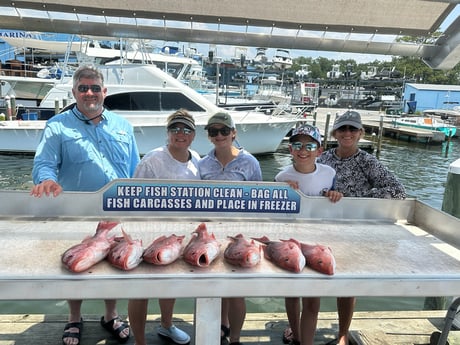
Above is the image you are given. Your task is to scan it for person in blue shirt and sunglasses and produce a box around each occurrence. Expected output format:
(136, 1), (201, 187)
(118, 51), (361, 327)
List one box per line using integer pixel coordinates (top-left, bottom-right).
(31, 65), (138, 345)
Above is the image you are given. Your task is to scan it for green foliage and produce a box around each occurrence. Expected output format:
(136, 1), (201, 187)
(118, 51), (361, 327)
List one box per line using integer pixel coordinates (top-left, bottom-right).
(290, 54), (460, 84)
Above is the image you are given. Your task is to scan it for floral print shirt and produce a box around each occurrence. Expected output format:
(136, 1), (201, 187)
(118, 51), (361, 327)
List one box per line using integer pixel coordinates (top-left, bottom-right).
(317, 148), (406, 199)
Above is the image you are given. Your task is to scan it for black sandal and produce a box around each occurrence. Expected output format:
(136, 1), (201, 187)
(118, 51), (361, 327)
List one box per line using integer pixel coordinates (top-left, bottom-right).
(221, 324), (230, 340)
(100, 316), (130, 343)
(62, 318), (83, 345)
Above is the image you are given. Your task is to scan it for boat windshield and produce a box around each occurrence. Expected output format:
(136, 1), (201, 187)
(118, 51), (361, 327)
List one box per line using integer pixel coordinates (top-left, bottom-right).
(104, 91), (206, 112)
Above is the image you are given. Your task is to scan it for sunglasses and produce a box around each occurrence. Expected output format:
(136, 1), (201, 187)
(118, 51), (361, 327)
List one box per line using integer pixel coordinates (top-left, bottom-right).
(208, 127), (232, 137)
(291, 142), (318, 151)
(77, 85), (102, 93)
(337, 125), (360, 132)
(169, 127), (194, 135)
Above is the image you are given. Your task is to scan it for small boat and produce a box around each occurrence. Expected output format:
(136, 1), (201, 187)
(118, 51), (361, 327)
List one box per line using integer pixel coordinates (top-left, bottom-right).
(252, 76), (291, 104)
(326, 64), (342, 79)
(1, 35), (203, 104)
(272, 49), (292, 70)
(360, 66), (378, 80)
(423, 108), (460, 126)
(295, 64), (311, 80)
(253, 48), (268, 66)
(394, 116), (457, 137)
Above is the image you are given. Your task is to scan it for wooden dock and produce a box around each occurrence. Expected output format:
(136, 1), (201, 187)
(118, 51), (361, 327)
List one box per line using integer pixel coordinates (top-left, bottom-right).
(306, 108), (447, 145)
(361, 120), (446, 143)
(0, 311), (459, 345)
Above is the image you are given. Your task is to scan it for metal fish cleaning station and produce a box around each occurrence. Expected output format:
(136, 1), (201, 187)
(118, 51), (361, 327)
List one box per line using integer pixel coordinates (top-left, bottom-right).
(1, 176), (460, 345)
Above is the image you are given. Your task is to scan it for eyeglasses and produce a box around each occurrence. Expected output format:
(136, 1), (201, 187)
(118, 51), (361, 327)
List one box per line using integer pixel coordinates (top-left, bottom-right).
(337, 126), (360, 132)
(208, 127), (232, 137)
(169, 127), (194, 135)
(290, 142), (318, 151)
(77, 85), (102, 93)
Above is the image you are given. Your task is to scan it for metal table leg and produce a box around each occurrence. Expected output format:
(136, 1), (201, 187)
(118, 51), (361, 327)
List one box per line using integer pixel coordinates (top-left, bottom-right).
(195, 297), (222, 345)
(434, 297), (460, 345)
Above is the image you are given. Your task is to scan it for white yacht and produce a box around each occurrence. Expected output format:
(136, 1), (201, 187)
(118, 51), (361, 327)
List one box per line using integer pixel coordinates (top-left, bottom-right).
(0, 64), (300, 155)
(272, 49), (292, 70)
(0, 35), (202, 104)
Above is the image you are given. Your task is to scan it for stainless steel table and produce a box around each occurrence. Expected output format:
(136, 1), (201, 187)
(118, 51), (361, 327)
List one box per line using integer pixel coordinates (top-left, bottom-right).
(1, 179), (459, 345)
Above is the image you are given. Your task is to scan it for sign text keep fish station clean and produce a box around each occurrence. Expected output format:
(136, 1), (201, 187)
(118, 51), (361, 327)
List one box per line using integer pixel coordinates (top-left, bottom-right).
(103, 182), (300, 213)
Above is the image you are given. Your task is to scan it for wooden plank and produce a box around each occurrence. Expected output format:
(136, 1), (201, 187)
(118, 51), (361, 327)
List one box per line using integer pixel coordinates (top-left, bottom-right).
(360, 120), (448, 143)
(351, 330), (389, 345)
(0, 311), (459, 345)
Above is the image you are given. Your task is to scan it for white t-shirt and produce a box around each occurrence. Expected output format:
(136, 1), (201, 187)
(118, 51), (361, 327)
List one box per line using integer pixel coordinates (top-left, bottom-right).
(275, 163), (336, 196)
(134, 146), (200, 179)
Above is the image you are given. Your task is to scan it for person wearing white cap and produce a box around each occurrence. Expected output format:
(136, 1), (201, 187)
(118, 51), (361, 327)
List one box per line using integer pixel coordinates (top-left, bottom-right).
(128, 109), (198, 345)
(276, 124), (342, 345)
(317, 110), (406, 345)
(199, 111), (262, 345)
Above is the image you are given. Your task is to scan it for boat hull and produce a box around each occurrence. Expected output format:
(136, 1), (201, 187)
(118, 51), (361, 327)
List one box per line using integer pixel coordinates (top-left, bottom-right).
(395, 117), (457, 138)
(1, 64), (300, 155)
(0, 119), (295, 156)
(395, 122), (457, 137)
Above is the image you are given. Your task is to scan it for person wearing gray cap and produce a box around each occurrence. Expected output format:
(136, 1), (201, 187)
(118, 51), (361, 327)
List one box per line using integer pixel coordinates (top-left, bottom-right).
(317, 109), (406, 345)
(128, 109), (198, 345)
(199, 111), (262, 345)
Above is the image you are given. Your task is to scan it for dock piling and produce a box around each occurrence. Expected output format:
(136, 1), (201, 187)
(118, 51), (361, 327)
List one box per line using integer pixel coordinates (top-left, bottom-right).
(323, 112), (331, 150)
(54, 98), (60, 115)
(376, 115), (384, 157)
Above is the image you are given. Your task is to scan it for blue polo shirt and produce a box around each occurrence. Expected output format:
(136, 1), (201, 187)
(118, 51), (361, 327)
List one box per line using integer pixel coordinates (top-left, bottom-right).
(32, 106), (140, 192)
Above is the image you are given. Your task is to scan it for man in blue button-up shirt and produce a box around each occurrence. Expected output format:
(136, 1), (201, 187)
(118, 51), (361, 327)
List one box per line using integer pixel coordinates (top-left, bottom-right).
(31, 65), (139, 345)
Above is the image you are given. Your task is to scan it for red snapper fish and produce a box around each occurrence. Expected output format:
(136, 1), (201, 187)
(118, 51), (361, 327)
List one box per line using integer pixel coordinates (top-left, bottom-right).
(143, 234), (185, 265)
(183, 223), (221, 267)
(107, 228), (143, 270)
(297, 240), (336, 275)
(224, 234), (261, 268)
(62, 221), (118, 273)
(252, 236), (306, 273)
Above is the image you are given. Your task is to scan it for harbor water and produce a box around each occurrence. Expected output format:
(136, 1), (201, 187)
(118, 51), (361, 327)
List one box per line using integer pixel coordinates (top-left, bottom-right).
(0, 134), (458, 315)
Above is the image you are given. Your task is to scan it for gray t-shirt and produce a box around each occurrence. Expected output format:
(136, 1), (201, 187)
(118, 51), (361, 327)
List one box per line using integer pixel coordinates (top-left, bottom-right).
(199, 148), (262, 181)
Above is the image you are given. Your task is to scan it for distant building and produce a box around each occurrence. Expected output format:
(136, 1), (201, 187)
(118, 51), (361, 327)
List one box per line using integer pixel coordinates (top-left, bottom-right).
(403, 83), (460, 113)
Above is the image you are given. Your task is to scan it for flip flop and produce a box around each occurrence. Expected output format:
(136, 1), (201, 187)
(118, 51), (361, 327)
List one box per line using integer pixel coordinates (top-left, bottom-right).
(62, 318), (83, 345)
(221, 324), (230, 340)
(100, 316), (130, 343)
(282, 326), (293, 344)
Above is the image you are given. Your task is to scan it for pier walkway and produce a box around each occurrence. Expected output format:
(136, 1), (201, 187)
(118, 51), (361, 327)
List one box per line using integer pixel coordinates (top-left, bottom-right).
(361, 120), (446, 143)
(305, 108), (447, 145)
(0, 311), (458, 345)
